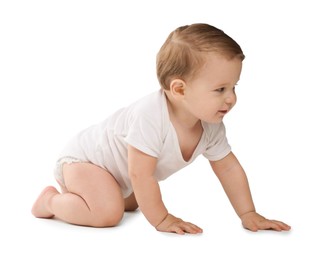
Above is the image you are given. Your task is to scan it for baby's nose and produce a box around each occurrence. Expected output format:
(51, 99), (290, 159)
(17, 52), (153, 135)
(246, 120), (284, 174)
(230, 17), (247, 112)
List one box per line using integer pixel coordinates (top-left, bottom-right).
(225, 92), (236, 105)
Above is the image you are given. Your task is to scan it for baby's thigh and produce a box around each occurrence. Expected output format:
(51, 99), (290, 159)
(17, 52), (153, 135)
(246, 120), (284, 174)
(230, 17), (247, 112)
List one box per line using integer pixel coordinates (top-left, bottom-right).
(63, 162), (125, 213)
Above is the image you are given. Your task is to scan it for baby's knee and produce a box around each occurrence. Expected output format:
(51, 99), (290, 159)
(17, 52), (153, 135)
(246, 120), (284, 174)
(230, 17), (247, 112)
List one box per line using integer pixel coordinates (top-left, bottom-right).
(90, 209), (124, 228)
(125, 204), (138, 212)
(124, 192), (138, 212)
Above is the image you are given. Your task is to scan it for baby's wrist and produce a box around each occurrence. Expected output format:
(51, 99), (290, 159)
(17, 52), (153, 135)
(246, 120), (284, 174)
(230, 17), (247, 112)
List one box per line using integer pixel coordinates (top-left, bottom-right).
(154, 213), (169, 229)
(239, 210), (256, 219)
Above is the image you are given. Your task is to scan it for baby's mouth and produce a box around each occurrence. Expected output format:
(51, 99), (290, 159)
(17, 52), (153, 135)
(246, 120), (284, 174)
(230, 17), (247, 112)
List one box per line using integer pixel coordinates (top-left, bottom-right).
(218, 110), (228, 114)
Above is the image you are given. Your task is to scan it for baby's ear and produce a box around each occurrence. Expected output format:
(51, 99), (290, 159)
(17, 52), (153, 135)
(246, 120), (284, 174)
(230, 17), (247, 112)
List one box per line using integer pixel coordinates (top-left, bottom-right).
(169, 79), (186, 99)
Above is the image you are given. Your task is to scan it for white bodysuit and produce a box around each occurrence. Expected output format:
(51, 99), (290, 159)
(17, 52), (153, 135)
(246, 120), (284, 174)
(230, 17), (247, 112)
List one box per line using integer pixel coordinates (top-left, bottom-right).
(57, 89), (231, 198)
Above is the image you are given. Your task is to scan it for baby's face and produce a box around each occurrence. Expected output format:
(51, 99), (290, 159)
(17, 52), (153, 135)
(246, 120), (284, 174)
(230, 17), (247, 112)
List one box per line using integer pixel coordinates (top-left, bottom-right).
(182, 54), (242, 124)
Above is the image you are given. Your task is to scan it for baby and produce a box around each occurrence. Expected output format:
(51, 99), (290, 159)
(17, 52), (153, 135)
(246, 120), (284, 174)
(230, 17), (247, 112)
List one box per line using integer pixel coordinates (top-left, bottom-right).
(32, 23), (291, 234)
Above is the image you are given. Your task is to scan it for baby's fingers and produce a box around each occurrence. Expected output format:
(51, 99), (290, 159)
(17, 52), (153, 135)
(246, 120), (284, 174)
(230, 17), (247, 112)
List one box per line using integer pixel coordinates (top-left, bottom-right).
(182, 222), (203, 234)
(172, 222), (203, 235)
(270, 220), (291, 231)
(257, 219), (291, 231)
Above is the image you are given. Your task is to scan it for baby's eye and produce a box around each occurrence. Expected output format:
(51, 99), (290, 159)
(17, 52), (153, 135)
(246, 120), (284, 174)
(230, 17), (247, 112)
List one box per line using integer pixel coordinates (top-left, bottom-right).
(215, 87), (225, 92)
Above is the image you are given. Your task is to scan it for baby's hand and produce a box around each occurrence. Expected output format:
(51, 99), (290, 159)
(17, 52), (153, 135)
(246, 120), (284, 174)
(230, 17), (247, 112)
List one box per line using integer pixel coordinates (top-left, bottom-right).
(240, 211), (291, 232)
(155, 214), (203, 235)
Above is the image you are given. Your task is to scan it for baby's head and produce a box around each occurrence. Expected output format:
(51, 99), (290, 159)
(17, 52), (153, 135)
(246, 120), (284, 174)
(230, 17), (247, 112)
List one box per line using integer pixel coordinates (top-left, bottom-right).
(156, 23), (245, 90)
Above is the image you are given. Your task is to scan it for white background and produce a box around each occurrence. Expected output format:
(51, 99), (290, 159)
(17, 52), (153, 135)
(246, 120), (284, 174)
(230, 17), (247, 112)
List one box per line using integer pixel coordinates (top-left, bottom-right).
(1, 0), (322, 259)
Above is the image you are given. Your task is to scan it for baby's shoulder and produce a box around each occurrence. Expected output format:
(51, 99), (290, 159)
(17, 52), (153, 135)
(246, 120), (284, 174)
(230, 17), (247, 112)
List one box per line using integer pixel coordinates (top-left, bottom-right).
(127, 90), (165, 119)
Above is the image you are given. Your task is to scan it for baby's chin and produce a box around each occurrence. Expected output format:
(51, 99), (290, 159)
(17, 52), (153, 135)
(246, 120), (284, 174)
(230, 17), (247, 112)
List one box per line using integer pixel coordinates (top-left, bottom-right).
(202, 117), (224, 124)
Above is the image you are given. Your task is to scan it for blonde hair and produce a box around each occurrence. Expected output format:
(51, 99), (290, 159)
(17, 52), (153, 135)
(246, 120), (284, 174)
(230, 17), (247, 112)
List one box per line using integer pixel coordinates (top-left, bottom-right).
(156, 23), (245, 90)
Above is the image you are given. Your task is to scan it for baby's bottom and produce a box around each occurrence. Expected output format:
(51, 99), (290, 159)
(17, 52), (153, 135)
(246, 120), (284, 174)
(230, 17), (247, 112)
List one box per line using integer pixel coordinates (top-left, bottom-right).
(54, 157), (83, 192)
(33, 158), (137, 227)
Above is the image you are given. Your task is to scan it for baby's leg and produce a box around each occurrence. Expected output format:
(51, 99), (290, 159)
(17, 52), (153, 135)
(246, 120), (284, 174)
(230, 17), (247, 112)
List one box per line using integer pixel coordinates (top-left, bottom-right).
(124, 192), (138, 211)
(32, 162), (125, 227)
(31, 186), (59, 218)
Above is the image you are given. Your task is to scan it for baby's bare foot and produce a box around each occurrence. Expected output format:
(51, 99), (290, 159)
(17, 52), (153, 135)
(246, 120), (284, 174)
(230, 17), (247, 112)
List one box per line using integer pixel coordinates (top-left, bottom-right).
(31, 186), (59, 218)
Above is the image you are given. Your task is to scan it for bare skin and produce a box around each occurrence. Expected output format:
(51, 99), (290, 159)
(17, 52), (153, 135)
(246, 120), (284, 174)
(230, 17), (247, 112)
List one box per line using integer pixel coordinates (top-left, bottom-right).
(32, 163), (138, 227)
(32, 186), (58, 219)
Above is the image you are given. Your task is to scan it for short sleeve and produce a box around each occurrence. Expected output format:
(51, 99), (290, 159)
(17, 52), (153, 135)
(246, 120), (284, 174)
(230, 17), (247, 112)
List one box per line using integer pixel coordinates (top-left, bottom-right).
(203, 122), (231, 161)
(124, 113), (163, 158)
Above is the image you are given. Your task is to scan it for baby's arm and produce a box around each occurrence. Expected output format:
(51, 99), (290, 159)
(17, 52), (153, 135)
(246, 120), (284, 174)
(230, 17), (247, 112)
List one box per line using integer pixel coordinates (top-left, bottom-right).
(210, 152), (291, 232)
(128, 145), (202, 234)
